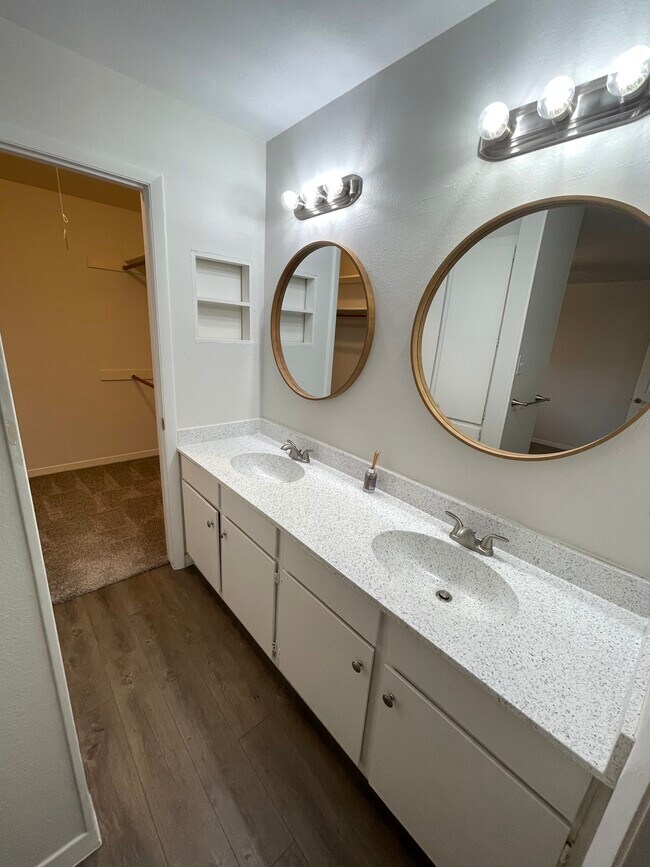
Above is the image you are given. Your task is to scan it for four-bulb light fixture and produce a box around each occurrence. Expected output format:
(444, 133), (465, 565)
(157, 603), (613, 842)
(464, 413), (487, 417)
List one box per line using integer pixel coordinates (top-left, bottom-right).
(280, 173), (363, 219)
(477, 45), (650, 159)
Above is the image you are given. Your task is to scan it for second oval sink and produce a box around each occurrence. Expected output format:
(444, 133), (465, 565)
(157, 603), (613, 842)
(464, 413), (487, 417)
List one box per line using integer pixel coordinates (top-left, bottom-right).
(230, 452), (305, 483)
(372, 530), (518, 622)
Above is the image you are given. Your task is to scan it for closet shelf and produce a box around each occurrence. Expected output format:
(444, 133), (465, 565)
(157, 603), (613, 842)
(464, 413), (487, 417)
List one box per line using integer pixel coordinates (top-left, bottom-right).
(336, 307), (367, 317)
(197, 297), (251, 308)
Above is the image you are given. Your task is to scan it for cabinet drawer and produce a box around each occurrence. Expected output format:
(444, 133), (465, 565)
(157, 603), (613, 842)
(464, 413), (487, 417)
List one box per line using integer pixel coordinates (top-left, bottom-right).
(180, 456), (219, 509)
(221, 517), (276, 657)
(277, 571), (374, 764)
(282, 535), (380, 644)
(367, 666), (569, 867)
(221, 487), (276, 556)
(382, 618), (591, 821)
(181, 481), (220, 593)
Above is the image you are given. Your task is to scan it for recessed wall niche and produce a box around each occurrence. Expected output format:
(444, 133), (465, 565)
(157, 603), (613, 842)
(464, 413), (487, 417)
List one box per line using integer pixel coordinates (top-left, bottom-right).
(193, 252), (251, 341)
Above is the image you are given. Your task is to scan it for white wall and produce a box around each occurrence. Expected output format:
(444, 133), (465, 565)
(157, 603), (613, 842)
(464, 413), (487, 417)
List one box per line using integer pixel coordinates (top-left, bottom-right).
(0, 17), (266, 432)
(262, 0), (650, 578)
(0, 177), (158, 473)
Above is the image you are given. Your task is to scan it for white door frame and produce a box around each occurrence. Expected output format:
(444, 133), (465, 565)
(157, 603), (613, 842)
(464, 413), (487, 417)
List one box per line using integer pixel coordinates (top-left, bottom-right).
(0, 119), (185, 569)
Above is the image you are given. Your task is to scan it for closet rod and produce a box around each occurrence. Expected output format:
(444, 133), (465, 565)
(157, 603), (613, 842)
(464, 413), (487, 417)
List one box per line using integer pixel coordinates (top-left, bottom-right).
(131, 374), (154, 389)
(122, 255), (146, 272)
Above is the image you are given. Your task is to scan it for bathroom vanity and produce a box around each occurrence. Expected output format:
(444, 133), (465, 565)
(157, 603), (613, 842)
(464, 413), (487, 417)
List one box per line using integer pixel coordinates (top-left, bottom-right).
(178, 422), (650, 867)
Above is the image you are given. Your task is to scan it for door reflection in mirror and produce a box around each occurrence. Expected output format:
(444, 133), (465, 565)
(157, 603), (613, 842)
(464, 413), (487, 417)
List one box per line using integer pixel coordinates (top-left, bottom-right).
(418, 202), (650, 457)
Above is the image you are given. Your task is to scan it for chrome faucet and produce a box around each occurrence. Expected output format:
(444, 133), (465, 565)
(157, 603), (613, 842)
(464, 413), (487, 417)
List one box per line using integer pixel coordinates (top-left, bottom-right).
(444, 511), (509, 557)
(281, 439), (312, 463)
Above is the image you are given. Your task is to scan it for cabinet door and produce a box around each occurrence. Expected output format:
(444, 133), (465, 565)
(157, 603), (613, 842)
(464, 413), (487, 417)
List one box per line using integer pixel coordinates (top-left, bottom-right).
(367, 666), (569, 867)
(277, 571), (374, 763)
(182, 481), (220, 593)
(221, 517), (276, 657)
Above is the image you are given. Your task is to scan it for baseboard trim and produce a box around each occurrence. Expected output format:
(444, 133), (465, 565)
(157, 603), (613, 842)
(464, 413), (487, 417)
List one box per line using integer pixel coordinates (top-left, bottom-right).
(38, 828), (101, 867)
(28, 449), (159, 477)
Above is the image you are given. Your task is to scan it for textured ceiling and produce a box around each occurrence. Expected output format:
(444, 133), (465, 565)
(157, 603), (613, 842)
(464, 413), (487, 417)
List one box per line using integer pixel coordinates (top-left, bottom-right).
(0, 0), (494, 140)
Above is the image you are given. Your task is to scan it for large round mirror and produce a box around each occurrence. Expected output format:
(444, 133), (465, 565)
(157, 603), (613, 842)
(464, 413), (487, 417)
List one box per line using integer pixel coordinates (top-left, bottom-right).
(271, 242), (375, 399)
(412, 197), (650, 460)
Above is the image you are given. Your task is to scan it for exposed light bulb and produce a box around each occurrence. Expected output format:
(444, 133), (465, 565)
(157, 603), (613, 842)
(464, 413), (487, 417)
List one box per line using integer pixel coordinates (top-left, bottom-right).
(607, 45), (650, 100)
(322, 174), (345, 202)
(280, 190), (300, 211)
(537, 76), (575, 121)
(477, 102), (512, 141)
(300, 183), (324, 209)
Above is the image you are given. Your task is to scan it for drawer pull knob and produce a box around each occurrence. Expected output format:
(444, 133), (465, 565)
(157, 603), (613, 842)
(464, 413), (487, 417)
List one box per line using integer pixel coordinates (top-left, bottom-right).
(220, 531), (227, 540)
(352, 659), (363, 673)
(382, 692), (395, 708)
(206, 520), (214, 528)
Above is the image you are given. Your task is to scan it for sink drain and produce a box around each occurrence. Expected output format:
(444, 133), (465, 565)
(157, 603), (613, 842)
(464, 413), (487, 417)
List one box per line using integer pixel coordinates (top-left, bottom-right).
(436, 589), (453, 602)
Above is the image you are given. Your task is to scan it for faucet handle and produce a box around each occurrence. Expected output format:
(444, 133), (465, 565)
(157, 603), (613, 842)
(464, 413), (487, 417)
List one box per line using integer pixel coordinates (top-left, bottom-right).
(281, 439), (296, 451)
(302, 449), (312, 463)
(445, 510), (464, 533)
(478, 533), (509, 555)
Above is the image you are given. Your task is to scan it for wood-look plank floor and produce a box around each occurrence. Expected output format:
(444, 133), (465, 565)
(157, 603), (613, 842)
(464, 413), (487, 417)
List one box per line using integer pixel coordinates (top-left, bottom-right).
(55, 565), (432, 867)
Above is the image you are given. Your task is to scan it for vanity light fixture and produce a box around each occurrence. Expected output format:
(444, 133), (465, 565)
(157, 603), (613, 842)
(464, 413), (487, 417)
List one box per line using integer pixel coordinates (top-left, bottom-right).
(281, 190), (301, 212)
(300, 182), (324, 209)
(478, 44), (650, 160)
(478, 102), (512, 141)
(536, 75), (576, 121)
(607, 45), (650, 101)
(279, 174), (363, 220)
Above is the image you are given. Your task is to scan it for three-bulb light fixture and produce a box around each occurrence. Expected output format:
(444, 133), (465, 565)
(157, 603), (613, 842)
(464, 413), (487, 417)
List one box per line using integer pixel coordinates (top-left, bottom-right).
(477, 45), (650, 159)
(280, 173), (363, 219)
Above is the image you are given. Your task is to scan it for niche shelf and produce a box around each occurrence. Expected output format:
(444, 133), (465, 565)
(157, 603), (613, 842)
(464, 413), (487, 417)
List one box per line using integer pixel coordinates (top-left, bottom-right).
(193, 253), (251, 342)
(280, 272), (315, 345)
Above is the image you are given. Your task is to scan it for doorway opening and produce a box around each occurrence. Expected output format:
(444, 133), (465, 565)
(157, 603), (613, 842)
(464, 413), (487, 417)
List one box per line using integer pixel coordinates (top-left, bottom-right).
(0, 151), (168, 602)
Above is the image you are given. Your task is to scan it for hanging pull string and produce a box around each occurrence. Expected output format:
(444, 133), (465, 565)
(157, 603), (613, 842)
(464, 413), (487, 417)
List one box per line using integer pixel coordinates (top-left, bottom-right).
(55, 166), (69, 251)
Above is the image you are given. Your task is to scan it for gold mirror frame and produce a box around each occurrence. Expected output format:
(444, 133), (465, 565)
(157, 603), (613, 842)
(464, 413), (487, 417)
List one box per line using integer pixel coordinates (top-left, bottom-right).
(411, 195), (650, 461)
(271, 241), (375, 400)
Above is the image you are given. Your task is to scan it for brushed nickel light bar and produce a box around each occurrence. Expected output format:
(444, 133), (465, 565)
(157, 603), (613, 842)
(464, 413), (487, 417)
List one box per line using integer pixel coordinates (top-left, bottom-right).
(280, 174), (363, 220)
(478, 45), (650, 161)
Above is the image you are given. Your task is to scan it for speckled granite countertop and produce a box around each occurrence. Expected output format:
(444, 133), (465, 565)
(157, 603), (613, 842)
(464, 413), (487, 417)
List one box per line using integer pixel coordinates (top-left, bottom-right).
(179, 433), (649, 786)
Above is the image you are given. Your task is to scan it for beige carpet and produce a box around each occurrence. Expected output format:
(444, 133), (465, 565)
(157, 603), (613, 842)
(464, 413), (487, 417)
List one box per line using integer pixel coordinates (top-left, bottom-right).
(30, 456), (168, 604)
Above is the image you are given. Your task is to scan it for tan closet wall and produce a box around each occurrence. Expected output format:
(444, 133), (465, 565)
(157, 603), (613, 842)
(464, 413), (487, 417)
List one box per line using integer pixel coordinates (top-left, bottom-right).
(0, 173), (157, 474)
(331, 252), (368, 394)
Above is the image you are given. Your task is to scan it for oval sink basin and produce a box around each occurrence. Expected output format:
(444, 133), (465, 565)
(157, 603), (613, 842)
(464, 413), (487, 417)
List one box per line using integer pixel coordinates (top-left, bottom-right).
(372, 530), (518, 622)
(230, 452), (305, 483)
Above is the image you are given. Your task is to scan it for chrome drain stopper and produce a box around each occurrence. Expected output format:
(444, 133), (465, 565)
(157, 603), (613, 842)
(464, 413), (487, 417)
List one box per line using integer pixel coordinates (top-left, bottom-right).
(436, 589), (452, 602)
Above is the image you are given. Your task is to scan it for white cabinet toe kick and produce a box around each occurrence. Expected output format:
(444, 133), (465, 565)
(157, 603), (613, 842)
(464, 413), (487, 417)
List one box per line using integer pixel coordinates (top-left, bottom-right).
(180, 454), (608, 867)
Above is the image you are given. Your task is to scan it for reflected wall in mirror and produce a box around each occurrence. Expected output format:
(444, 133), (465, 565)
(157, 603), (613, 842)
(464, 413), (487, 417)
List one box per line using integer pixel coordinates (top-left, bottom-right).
(412, 198), (650, 460)
(271, 242), (375, 399)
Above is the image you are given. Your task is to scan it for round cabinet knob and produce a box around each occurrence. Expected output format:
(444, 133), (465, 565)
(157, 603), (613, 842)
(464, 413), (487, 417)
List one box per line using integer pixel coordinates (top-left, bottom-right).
(220, 531), (227, 540)
(382, 692), (395, 708)
(634, 397), (643, 404)
(351, 659), (363, 673)
(206, 520), (214, 528)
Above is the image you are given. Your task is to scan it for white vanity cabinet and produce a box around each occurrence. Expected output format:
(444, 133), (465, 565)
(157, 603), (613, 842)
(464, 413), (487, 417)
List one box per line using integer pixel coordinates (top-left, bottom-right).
(220, 516), (277, 658)
(178, 452), (605, 867)
(276, 570), (374, 763)
(367, 665), (570, 867)
(181, 458), (278, 658)
(181, 480), (221, 593)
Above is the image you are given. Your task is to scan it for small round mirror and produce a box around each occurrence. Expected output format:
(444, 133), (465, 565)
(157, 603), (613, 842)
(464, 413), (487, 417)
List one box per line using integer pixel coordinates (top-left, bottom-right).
(271, 242), (375, 399)
(412, 198), (650, 459)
